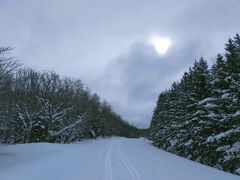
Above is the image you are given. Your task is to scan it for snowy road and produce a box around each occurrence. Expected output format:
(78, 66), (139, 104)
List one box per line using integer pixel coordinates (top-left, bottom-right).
(0, 138), (239, 180)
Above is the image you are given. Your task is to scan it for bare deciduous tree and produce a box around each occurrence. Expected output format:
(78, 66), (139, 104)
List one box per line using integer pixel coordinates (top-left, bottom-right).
(0, 47), (20, 83)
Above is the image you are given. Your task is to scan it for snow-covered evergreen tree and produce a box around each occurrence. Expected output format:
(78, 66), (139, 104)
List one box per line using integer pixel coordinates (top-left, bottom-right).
(150, 34), (240, 175)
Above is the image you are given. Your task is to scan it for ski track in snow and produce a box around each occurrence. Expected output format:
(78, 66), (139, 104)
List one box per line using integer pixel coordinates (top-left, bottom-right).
(118, 140), (142, 180)
(104, 141), (113, 180)
(0, 138), (239, 180)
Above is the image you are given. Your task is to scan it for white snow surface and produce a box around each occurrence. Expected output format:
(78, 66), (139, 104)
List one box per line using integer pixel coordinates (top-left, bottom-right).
(206, 127), (240, 143)
(198, 97), (215, 105)
(0, 137), (239, 180)
(232, 110), (240, 117)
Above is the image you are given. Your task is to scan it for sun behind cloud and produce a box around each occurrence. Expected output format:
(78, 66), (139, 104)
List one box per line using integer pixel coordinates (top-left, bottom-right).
(148, 34), (172, 55)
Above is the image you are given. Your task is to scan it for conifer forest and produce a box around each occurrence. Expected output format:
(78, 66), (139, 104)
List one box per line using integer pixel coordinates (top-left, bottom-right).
(150, 34), (240, 175)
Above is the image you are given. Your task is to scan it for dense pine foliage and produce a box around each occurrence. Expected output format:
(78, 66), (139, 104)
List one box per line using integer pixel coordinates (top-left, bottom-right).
(0, 47), (140, 144)
(150, 35), (240, 175)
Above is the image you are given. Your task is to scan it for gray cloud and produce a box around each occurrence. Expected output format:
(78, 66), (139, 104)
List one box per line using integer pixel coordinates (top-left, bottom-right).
(0, 0), (240, 127)
(90, 40), (212, 128)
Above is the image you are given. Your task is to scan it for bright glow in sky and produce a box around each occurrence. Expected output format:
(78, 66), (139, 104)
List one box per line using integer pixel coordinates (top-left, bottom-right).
(149, 35), (172, 55)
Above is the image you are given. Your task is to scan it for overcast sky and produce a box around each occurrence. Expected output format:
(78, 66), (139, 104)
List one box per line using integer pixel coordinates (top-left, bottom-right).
(1, 0), (240, 128)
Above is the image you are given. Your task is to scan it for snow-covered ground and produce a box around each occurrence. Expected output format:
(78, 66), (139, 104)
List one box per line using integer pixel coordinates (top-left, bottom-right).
(0, 138), (239, 180)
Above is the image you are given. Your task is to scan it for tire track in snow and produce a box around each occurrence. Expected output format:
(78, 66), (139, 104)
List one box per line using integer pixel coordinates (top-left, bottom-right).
(104, 141), (113, 180)
(118, 140), (142, 180)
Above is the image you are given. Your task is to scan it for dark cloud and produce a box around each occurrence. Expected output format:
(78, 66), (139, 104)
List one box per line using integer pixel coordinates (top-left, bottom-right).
(91, 40), (213, 128)
(0, 0), (240, 127)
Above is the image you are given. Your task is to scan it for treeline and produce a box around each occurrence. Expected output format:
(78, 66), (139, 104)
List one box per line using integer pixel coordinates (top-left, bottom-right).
(0, 47), (140, 144)
(149, 34), (240, 175)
